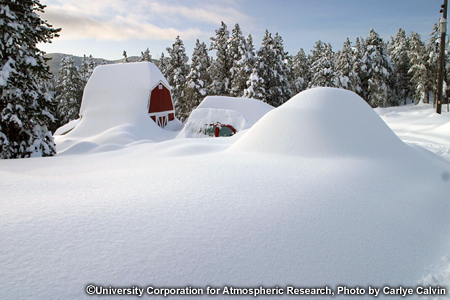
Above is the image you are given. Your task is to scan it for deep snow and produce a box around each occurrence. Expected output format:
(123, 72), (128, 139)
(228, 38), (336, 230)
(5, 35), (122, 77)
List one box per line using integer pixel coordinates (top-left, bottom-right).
(1, 88), (450, 300)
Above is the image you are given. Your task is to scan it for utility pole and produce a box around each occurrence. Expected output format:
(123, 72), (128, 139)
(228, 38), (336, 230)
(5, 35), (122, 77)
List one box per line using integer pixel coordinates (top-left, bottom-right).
(437, 0), (447, 114)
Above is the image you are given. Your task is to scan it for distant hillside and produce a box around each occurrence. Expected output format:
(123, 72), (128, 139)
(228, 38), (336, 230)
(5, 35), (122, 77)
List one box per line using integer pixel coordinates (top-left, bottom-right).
(44, 53), (155, 77)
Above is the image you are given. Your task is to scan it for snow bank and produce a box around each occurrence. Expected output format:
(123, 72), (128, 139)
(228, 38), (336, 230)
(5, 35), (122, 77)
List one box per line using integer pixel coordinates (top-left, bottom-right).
(55, 62), (179, 154)
(230, 87), (406, 157)
(375, 102), (450, 161)
(2, 88), (450, 299)
(177, 96), (273, 138)
(2, 144), (450, 300)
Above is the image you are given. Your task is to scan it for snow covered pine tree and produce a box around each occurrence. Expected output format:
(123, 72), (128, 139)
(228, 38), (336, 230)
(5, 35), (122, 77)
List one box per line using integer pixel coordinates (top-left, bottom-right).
(0, 0), (60, 158)
(185, 39), (211, 114)
(55, 56), (83, 127)
(166, 36), (189, 121)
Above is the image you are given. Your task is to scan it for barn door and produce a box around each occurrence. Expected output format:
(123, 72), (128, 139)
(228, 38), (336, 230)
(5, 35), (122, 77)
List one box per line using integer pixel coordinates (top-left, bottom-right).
(157, 115), (168, 128)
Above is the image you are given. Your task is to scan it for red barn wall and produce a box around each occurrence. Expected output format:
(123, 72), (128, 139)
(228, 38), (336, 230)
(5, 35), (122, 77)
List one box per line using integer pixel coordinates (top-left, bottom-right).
(149, 83), (174, 114)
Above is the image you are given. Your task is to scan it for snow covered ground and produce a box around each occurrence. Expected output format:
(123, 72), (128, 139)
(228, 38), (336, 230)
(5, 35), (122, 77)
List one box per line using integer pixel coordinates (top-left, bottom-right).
(376, 102), (450, 162)
(1, 88), (450, 299)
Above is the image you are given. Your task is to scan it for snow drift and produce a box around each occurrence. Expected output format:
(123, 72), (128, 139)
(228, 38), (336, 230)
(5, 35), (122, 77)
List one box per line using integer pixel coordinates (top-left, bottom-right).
(230, 87), (406, 157)
(2, 88), (450, 299)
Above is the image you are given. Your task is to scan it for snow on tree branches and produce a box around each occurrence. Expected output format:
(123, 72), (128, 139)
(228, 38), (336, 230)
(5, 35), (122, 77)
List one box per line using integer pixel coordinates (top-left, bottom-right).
(0, 0), (60, 158)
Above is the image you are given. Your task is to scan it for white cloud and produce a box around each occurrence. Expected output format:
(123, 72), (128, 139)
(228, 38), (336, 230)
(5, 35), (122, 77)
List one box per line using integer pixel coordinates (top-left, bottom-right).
(148, 1), (254, 27)
(44, 9), (204, 41)
(40, 0), (254, 42)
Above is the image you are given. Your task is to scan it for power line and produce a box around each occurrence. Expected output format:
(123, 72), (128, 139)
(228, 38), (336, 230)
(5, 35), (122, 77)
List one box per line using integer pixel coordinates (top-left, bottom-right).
(378, 1), (434, 35)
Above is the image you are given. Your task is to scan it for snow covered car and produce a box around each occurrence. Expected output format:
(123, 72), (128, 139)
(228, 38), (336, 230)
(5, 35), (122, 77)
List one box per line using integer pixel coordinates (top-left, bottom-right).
(177, 96), (274, 138)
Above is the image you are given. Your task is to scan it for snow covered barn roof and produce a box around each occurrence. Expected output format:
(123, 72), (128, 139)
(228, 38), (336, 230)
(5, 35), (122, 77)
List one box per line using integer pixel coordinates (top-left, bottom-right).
(55, 62), (180, 153)
(78, 62), (174, 131)
(177, 96), (274, 138)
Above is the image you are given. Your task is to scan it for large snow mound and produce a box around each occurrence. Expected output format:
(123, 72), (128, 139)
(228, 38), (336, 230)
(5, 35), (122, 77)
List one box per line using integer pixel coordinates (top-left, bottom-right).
(55, 62), (180, 154)
(177, 96), (273, 138)
(230, 87), (406, 157)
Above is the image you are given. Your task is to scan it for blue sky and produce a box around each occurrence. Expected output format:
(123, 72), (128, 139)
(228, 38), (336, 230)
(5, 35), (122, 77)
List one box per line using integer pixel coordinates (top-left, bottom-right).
(38, 0), (442, 60)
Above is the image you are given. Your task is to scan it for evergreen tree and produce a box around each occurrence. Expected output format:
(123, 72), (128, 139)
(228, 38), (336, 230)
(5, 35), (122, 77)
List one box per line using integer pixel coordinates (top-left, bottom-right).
(285, 54), (295, 93)
(122, 50), (129, 63)
(390, 28), (412, 105)
(309, 40), (337, 88)
(239, 34), (257, 96)
(0, 0), (60, 158)
(272, 33), (292, 104)
(185, 39), (211, 117)
(445, 39), (450, 106)
(209, 21), (232, 96)
(353, 37), (366, 98)
(254, 30), (292, 106)
(291, 48), (311, 94)
(55, 56), (83, 126)
(140, 48), (152, 62)
(229, 24), (253, 97)
(80, 54), (96, 87)
(42, 77), (59, 134)
(335, 38), (359, 92)
(363, 29), (394, 107)
(408, 32), (429, 103)
(166, 36), (189, 120)
(427, 23), (441, 106)
(243, 68), (265, 100)
(157, 52), (169, 79)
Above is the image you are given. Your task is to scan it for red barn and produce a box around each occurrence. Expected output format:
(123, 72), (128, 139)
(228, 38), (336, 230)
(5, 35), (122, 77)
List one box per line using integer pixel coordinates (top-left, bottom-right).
(148, 81), (175, 128)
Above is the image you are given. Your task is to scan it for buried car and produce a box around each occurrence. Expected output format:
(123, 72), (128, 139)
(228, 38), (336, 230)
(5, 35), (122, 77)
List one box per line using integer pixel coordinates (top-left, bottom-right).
(177, 96), (274, 138)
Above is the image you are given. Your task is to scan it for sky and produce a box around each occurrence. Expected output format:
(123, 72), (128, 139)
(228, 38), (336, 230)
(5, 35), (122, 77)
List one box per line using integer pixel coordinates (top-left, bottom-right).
(38, 0), (443, 61)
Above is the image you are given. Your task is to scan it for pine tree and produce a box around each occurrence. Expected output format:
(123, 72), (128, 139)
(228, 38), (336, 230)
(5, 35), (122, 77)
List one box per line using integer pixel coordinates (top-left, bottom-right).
(229, 24), (249, 97)
(335, 38), (359, 92)
(185, 39), (211, 116)
(42, 76), (59, 134)
(408, 32), (429, 103)
(272, 33), (292, 104)
(363, 29), (394, 107)
(0, 0), (60, 158)
(122, 50), (129, 63)
(140, 48), (152, 62)
(285, 54), (295, 93)
(157, 52), (169, 79)
(166, 36), (189, 121)
(209, 21), (232, 96)
(80, 54), (96, 87)
(254, 30), (292, 106)
(309, 40), (337, 88)
(55, 56), (83, 126)
(353, 37), (366, 98)
(243, 68), (265, 100)
(390, 28), (412, 105)
(291, 48), (311, 94)
(239, 34), (257, 96)
(427, 23), (441, 106)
